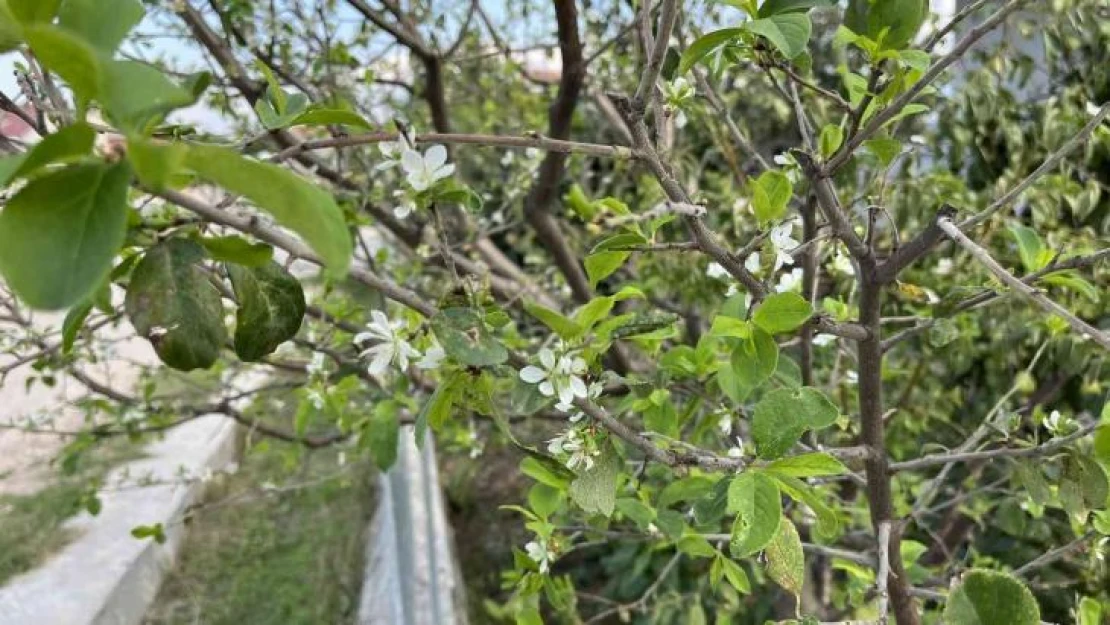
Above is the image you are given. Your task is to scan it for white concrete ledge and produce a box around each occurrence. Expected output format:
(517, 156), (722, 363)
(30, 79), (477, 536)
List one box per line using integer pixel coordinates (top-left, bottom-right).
(0, 415), (240, 625)
(359, 428), (466, 625)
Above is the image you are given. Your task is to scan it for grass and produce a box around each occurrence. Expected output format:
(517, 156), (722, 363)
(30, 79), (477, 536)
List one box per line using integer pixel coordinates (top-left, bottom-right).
(143, 443), (375, 625)
(0, 439), (141, 584)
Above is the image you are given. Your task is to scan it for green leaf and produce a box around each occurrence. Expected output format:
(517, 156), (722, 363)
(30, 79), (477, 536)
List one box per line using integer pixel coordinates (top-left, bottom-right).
(3, 122), (96, 185)
(766, 452), (847, 478)
(727, 471), (782, 556)
(127, 137), (185, 190)
(1063, 452), (1109, 510)
(724, 327), (779, 402)
(367, 401), (400, 471)
(184, 145), (352, 275)
(751, 170), (793, 224)
(520, 456), (573, 490)
(24, 25), (101, 102)
(818, 124), (844, 157)
(415, 376), (462, 447)
(708, 315), (752, 340)
(1078, 597), (1102, 625)
(764, 517), (804, 598)
(752, 387), (838, 459)
(720, 556), (751, 594)
(745, 13), (812, 59)
(284, 107), (373, 129)
(1042, 272), (1099, 303)
(61, 297), (94, 354)
(585, 251), (630, 288)
(863, 138), (903, 165)
(769, 473), (838, 539)
(124, 239), (227, 371)
(430, 307), (508, 367)
(0, 163), (130, 310)
(753, 292), (812, 334)
(1007, 224), (1050, 272)
(592, 232), (647, 253)
(658, 475), (716, 508)
(58, 0), (144, 53)
(944, 570), (1040, 625)
(524, 301), (583, 340)
(100, 60), (197, 130)
(529, 484), (563, 519)
(615, 498), (655, 529)
(227, 261), (306, 361)
(677, 534), (717, 558)
(569, 442), (620, 517)
(197, 235), (273, 267)
(7, 0), (61, 24)
(861, 0), (928, 50)
(677, 28), (744, 75)
(758, 0), (833, 16)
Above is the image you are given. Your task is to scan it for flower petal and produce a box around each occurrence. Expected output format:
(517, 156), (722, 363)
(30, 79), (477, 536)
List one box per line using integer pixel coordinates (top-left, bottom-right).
(520, 366), (547, 383)
(424, 145), (447, 169)
(400, 148), (423, 174)
(538, 381), (555, 397)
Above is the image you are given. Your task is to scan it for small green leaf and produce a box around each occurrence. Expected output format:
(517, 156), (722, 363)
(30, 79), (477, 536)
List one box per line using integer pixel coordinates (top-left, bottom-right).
(708, 315), (752, 339)
(758, 0), (834, 16)
(727, 471), (782, 556)
(944, 569), (1040, 625)
(677, 28), (745, 75)
(1042, 272), (1099, 303)
(751, 170), (793, 224)
(720, 556), (751, 594)
(7, 0), (61, 24)
(430, 307), (508, 367)
(415, 376), (462, 447)
(658, 475), (716, 508)
(61, 297), (94, 354)
(197, 235), (273, 267)
(585, 251), (630, 287)
(764, 517), (804, 598)
(227, 261), (306, 361)
(367, 401), (400, 470)
(0, 163), (130, 310)
(4, 122), (96, 184)
(863, 138), (903, 165)
(1007, 224), (1050, 272)
(124, 239), (227, 371)
(184, 145), (352, 275)
(677, 534), (717, 558)
(569, 442), (620, 517)
(752, 387), (838, 459)
(1078, 597), (1102, 625)
(818, 124), (844, 157)
(523, 301), (583, 340)
(615, 498), (655, 529)
(766, 452), (847, 478)
(753, 292), (812, 334)
(100, 60), (198, 130)
(769, 473), (839, 539)
(127, 137), (185, 190)
(285, 107), (373, 129)
(58, 0), (144, 53)
(745, 13), (812, 59)
(725, 327), (779, 401)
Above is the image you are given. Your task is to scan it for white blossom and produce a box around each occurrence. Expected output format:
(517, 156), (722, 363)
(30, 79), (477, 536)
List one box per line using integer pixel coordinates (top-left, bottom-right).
(305, 388), (326, 410)
(812, 333), (837, 347)
(355, 310), (421, 375)
(525, 540), (554, 573)
(770, 220), (799, 271)
(520, 347), (589, 407)
(416, 342), (446, 370)
(376, 140), (406, 170)
(393, 195), (417, 219)
(305, 351), (327, 377)
(717, 413), (733, 435)
(402, 145), (455, 191)
(934, 258), (954, 276)
(560, 381), (602, 421)
(706, 262), (728, 280)
(775, 267), (804, 293)
(547, 427), (597, 471)
(831, 249), (855, 276)
(727, 436), (745, 458)
(1044, 410), (1072, 437)
(745, 252), (761, 274)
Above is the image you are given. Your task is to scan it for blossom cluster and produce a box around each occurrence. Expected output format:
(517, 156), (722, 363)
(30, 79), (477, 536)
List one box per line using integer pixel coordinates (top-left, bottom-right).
(354, 310), (444, 376)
